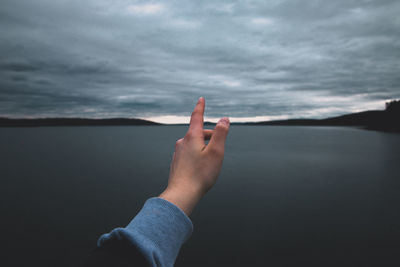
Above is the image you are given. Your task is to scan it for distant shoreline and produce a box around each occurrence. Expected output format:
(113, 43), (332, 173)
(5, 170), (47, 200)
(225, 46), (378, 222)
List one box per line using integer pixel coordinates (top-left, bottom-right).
(0, 108), (398, 132)
(0, 118), (161, 127)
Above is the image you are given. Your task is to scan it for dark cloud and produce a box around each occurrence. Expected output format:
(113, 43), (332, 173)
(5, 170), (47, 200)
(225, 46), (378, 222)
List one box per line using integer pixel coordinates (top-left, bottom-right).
(0, 62), (39, 72)
(0, 0), (399, 121)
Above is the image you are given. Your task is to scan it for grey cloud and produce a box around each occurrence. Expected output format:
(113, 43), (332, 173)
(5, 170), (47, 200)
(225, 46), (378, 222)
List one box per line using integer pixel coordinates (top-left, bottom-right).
(0, 0), (399, 120)
(0, 62), (39, 72)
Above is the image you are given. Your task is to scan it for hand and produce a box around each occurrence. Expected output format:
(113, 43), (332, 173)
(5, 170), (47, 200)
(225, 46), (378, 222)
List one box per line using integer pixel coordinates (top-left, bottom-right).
(159, 97), (230, 216)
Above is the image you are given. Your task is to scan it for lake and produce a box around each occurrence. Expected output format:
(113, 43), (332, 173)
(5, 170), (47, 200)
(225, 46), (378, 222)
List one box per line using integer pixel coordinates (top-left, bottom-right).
(1, 126), (399, 266)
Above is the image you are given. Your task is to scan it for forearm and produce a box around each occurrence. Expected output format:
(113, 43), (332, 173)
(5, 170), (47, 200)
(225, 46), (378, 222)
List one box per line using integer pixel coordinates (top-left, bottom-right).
(87, 197), (193, 267)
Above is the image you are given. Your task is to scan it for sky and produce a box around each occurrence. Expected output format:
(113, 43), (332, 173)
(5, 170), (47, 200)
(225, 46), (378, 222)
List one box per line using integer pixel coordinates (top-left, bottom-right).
(0, 0), (399, 123)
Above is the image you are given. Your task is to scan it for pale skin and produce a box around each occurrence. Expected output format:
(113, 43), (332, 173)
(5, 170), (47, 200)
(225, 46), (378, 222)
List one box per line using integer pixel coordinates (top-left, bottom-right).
(159, 97), (230, 216)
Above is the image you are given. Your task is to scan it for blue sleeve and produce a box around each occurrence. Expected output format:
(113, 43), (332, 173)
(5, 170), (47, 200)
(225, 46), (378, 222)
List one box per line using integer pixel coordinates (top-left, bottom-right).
(97, 197), (193, 267)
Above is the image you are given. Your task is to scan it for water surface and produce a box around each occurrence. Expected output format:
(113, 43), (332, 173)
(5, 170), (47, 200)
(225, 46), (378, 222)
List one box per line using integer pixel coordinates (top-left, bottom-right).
(1, 126), (399, 266)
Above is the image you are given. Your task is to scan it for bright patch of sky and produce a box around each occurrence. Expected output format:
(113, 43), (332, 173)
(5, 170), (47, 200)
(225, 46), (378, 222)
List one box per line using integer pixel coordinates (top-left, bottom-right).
(127, 3), (165, 15)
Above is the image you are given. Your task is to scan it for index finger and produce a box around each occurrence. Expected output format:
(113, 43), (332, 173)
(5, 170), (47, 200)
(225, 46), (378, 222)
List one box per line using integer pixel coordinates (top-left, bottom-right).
(188, 97), (205, 135)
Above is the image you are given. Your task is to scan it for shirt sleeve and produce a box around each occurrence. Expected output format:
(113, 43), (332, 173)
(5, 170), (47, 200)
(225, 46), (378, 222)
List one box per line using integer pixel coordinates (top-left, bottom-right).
(96, 197), (193, 267)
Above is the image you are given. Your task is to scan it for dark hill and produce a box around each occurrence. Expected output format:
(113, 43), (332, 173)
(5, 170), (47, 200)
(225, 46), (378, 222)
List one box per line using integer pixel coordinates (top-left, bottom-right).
(251, 110), (385, 126)
(249, 101), (399, 132)
(0, 118), (161, 127)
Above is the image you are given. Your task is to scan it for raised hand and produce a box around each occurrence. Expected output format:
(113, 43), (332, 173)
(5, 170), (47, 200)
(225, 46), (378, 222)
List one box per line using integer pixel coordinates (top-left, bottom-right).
(159, 97), (230, 215)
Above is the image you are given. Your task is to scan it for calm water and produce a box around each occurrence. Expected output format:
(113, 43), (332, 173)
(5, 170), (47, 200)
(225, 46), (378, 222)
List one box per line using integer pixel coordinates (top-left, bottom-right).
(1, 126), (399, 266)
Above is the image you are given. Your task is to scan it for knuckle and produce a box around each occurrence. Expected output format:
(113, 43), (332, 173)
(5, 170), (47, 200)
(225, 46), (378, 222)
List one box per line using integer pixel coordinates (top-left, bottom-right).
(185, 131), (193, 139)
(175, 139), (183, 149)
(191, 109), (200, 117)
(208, 146), (224, 157)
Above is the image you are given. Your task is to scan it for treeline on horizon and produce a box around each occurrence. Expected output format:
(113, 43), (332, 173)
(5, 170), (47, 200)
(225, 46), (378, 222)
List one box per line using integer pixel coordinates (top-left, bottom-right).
(0, 99), (399, 132)
(250, 99), (399, 132)
(0, 117), (161, 127)
(385, 99), (400, 112)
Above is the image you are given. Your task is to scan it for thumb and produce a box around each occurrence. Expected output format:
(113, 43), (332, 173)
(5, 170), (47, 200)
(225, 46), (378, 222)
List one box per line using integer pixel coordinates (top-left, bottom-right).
(207, 117), (230, 154)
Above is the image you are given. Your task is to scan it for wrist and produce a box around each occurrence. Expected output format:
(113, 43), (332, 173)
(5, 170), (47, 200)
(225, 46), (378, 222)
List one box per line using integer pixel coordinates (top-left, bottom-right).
(159, 183), (204, 216)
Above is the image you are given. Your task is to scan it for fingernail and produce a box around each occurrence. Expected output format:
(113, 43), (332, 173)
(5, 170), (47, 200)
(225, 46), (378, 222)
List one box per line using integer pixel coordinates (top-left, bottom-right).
(198, 96), (204, 102)
(218, 117), (230, 126)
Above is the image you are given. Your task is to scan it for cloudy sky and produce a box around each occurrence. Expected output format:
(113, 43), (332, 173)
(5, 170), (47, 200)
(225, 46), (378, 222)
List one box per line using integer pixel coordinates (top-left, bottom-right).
(1, 0), (399, 123)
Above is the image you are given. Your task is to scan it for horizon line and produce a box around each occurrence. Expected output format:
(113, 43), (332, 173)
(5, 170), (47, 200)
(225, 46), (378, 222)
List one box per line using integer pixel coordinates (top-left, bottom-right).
(0, 115), (290, 124)
(139, 115), (290, 124)
(0, 105), (391, 124)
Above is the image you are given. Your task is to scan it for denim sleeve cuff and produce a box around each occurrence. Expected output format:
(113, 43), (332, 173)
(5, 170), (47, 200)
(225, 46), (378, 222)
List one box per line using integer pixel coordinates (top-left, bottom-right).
(97, 197), (193, 267)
